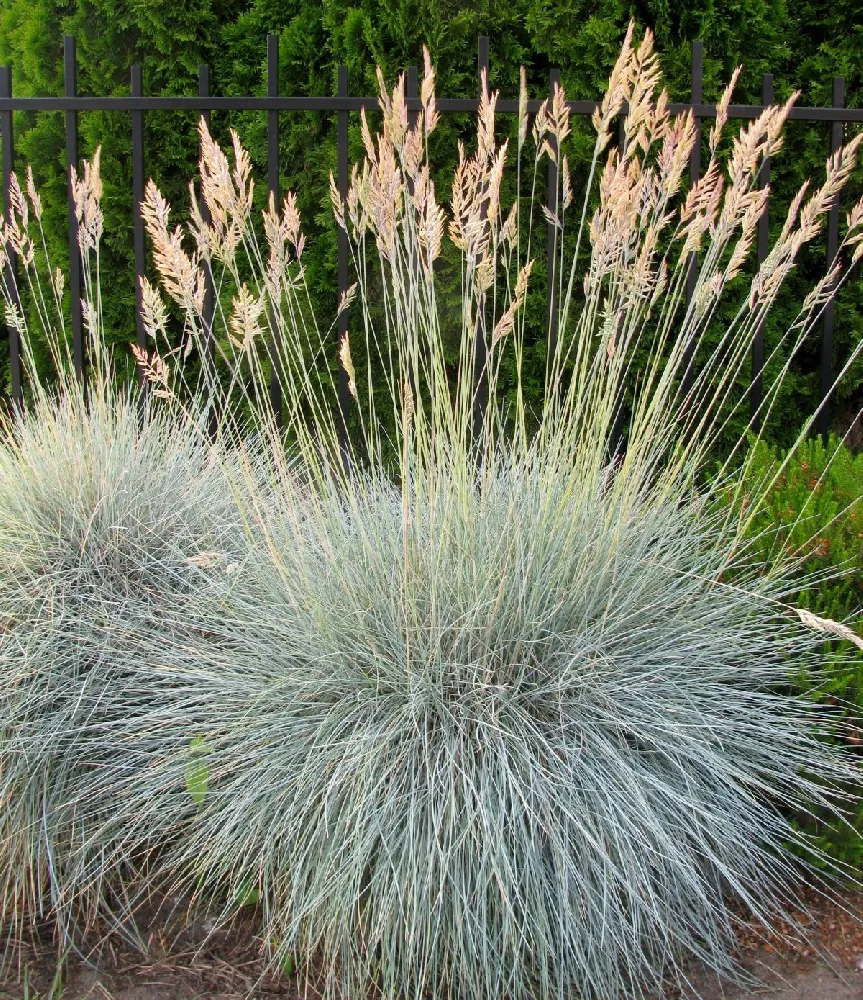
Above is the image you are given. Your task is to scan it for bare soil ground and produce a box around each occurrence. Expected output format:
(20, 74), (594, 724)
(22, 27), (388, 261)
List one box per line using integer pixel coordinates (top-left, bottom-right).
(677, 888), (863, 999)
(2, 889), (863, 1000)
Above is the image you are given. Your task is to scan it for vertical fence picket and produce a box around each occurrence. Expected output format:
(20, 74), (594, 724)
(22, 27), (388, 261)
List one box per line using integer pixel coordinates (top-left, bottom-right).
(817, 77), (845, 443)
(0, 65), (21, 404)
(606, 83), (629, 456)
(131, 65), (146, 370)
(682, 40), (703, 399)
(337, 63), (350, 463)
(406, 66), (419, 290)
(546, 68), (560, 371)
(617, 91), (627, 161)
(406, 64), (419, 130)
(751, 73), (773, 428)
(473, 35), (490, 439)
(198, 64), (215, 387)
(64, 36), (83, 383)
(267, 35), (282, 424)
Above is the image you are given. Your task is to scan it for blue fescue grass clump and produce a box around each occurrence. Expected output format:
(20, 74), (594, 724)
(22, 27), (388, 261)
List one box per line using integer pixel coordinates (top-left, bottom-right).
(0, 385), (246, 942)
(0, 160), (249, 940)
(112, 457), (856, 1000)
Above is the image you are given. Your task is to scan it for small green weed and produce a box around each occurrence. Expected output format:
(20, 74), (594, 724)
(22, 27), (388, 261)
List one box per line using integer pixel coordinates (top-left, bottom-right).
(21, 951), (67, 1000)
(185, 736), (213, 808)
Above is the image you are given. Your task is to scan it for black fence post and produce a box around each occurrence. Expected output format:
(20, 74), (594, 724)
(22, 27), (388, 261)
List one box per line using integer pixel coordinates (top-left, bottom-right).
(197, 65), (216, 382)
(267, 34), (282, 425)
(546, 68), (560, 373)
(337, 63), (350, 465)
(131, 64), (146, 367)
(817, 76), (845, 443)
(472, 35), (490, 441)
(605, 81), (630, 458)
(406, 63), (419, 131)
(682, 40), (703, 398)
(0, 64), (21, 404)
(751, 72), (773, 428)
(64, 36), (84, 383)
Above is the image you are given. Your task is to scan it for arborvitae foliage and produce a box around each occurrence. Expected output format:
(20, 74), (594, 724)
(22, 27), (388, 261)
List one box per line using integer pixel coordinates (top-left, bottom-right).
(0, 0), (861, 441)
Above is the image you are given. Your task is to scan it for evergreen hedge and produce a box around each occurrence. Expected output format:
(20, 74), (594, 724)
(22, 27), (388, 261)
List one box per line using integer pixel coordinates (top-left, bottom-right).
(0, 0), (861, 443)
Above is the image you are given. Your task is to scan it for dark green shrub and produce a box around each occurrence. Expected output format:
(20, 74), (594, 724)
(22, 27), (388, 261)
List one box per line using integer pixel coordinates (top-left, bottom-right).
(734, 434), (863, 655)
(727, 433), (863, 867)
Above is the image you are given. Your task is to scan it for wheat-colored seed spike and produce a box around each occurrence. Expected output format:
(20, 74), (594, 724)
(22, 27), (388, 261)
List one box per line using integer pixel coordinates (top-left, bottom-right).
(797, 608), (863, 650)
(8, 173), (28, 228)
(338, 283), (358, 315)
(229, 284), (264, 352)
(710, 67), (741, 154)
(329, 174), (346, 230)
(402, 379), (414, 426)
(562, 155), (573, 211)
(421, 46), (438, 136)
(339, 334), (358, 401)
(25, 167), (42, 221)
(592, 20), (635, 149)
(141, 179), (205, 315)
(130, 343), (173, 398)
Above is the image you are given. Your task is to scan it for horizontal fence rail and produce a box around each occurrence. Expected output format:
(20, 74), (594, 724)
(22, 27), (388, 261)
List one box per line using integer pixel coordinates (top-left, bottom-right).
(0, 34), (860, 440)
(0, 96), (860, 121)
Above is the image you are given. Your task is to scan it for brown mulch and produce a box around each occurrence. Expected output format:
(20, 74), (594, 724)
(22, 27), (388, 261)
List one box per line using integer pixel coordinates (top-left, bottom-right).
(732, 884), (863, 967)
(2, 889), (863, 999)
(0, 906), (300, 1000)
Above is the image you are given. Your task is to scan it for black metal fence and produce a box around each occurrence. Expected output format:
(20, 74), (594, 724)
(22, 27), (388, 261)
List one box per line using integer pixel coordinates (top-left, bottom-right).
(0, 35), (861, 435)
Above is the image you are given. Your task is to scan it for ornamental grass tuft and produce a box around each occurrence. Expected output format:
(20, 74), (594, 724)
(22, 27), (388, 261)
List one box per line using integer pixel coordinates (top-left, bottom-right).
(0, 160), (246, 943)
(134, 459), (858, 1000)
